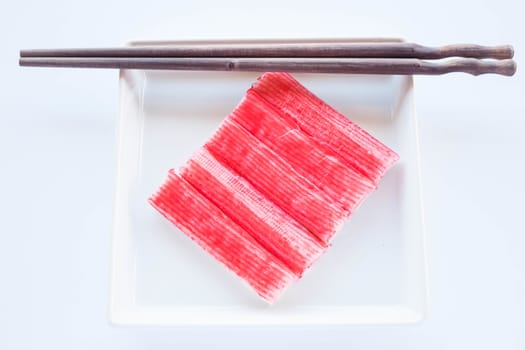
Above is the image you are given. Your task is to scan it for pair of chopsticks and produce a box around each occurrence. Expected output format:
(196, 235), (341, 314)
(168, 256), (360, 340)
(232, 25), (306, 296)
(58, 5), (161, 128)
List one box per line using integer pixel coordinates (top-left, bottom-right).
(19, 40), (516, 76)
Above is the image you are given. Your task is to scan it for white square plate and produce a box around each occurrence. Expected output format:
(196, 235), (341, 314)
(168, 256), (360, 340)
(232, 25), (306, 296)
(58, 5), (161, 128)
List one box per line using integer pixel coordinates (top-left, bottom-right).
(110, 40), (427, 326)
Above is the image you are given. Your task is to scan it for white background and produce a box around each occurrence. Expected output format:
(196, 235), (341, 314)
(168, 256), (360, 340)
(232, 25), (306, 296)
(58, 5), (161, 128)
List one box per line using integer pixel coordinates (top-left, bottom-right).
(1, 0), (524, 349)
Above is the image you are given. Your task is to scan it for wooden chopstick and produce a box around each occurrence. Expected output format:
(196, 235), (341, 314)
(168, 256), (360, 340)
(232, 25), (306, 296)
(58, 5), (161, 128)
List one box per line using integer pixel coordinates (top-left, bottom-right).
(19, 57), (517, 76)
(127, 37), (405, 46)
(20, 42), (514, 60)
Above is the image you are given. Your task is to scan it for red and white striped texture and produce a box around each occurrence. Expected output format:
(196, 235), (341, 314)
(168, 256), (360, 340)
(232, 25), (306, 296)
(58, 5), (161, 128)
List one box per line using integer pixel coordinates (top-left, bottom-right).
(251, 72), (399, 185)
(149, 72), (399, 303)
(149, 171), (297, 303)
(230, 90), (376, 215)
(181, 148), (327, 276)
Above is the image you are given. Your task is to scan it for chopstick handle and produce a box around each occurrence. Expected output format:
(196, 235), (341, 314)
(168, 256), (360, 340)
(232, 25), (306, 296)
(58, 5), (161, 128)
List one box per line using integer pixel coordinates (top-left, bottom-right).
(19, 57), (517, 76)
(416, 44), (514, 59)
(419, 58), (517, 76)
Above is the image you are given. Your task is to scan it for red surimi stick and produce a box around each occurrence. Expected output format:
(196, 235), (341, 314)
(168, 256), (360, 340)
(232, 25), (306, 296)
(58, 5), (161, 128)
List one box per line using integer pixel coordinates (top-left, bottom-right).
(230, 90), (376, 215)
(205, 118), (346, 244)
(181, 148), (327, 276)
(149, 171), (297, 303)
(251, 72), (399, 184)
